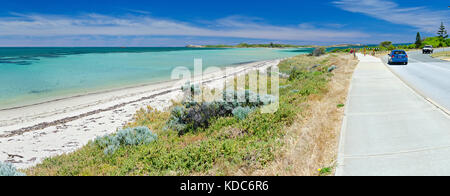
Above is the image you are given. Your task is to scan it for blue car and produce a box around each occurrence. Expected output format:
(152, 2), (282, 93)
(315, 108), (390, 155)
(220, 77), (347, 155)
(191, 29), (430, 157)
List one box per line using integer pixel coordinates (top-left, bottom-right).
(388, 50), (408, 65)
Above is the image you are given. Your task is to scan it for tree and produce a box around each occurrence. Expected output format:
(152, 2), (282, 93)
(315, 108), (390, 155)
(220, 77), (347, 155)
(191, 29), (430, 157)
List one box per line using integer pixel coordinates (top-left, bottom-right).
(388, 45), (396, 50)
(437, 22), (448, 39)
(380, 41), (392, 48)
(415, 32), (422, 48)
(238, 43), (249, 48)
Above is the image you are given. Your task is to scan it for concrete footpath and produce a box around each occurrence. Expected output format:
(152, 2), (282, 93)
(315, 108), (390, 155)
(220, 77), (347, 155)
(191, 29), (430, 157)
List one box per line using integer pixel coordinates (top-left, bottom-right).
(336, 54), (450, 176)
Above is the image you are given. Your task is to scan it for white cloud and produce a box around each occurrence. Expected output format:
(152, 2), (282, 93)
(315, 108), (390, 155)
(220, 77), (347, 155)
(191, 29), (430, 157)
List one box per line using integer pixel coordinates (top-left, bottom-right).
(333, 0), (450, 32)
(298, 23), (315, 29)
(0, 13), (368, 43)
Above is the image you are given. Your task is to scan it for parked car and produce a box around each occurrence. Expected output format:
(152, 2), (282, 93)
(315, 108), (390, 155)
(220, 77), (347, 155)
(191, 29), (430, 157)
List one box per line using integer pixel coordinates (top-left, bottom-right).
(388, 50), (408, 65)
(423, 45), (434, 54)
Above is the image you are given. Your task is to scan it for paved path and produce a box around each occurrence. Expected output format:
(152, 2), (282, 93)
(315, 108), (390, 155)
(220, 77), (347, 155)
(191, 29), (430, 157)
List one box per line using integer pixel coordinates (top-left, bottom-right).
(382, 48), (450, 111)
(336, 54), (450, 176)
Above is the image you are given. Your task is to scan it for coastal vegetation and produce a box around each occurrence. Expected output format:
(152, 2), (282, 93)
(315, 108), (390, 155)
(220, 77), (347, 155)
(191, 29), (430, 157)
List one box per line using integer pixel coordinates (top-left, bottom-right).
(166, 89), (277, 136)
(311, 47), (327, 56)
(194, 42), (312, 48)
(0, 162), (25, 176)
(26, 52), (357, 176)
(95, 127), (158, 155)
(192, 43), (362, 49)
(431, 51), (450, 61)
(330, 36), (450, 53)
(415, 32), (422, 48)
(331, 23), (450, 53)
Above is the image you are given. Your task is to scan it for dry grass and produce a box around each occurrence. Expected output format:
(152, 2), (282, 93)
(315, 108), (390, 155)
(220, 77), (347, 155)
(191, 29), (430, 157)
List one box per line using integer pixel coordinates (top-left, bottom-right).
(253, 54), (358, 176)
(432, 51), (450, 61)
(375, 51), (389, 58)
(125, 106), (171, 133)
(26, 53), (358, 176)
(375, 49), (420, 58)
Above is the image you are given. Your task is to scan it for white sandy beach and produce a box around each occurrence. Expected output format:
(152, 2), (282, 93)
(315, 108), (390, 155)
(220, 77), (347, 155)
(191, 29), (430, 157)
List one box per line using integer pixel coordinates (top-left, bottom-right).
(0, 59), (281, 169)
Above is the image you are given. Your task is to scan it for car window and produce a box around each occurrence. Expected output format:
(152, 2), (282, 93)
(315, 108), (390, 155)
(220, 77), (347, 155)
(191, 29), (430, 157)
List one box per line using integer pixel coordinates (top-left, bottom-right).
(393, 51), (406, 55)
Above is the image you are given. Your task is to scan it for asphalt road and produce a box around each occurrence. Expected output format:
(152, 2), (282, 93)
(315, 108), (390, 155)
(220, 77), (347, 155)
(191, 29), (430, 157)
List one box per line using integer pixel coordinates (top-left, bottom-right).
(382, 48), (450, 111)
(337, 54), (450, 176)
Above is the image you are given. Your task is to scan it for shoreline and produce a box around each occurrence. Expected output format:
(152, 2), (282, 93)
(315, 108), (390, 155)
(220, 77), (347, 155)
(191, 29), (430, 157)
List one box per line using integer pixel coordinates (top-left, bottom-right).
(0, 60), (261, 111)
(0, 58), (282, 168)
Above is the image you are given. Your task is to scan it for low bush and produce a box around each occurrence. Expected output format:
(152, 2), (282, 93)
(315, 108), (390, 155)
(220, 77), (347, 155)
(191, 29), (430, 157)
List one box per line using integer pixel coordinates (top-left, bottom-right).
(232, 106), (255, 120)
(95, 126), (158, 155)
(311, 47), (326, 56)
(0, 162), (25, 176)
(288, 67), (303, 81)
(166, 89), (277, 135)
(181, 82), (202, 97)
(127, 106), (170, 131)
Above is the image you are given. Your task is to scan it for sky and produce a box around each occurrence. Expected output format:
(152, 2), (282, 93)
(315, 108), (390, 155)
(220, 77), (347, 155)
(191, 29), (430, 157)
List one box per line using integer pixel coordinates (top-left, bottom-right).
(0, 0), (448, 46)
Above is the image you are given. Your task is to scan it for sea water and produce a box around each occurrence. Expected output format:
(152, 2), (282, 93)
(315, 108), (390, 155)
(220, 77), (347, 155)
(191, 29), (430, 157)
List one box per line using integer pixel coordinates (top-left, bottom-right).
(0, 47), (312, 108)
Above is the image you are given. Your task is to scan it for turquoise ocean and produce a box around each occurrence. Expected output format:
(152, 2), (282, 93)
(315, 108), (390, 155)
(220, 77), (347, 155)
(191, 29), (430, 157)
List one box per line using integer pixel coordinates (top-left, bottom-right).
(0, 47), (312, 109)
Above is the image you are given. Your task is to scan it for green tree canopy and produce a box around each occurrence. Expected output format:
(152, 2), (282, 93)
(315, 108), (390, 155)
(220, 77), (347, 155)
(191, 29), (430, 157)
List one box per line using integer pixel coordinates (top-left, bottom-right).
(415, 32), (422, 48)
(380, 41), (392, 48)
(438, 22), (448, 39)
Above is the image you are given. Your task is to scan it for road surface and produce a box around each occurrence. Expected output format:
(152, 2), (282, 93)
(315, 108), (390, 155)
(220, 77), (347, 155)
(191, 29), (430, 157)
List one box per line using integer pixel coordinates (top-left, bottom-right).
(336, 54), (450, 176)
(382, 48), (450, 111)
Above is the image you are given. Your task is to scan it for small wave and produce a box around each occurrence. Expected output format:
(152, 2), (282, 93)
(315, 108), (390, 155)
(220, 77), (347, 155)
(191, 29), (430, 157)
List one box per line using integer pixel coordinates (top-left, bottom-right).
(29, 89), (52, 94)
(0, 60), (33, 65)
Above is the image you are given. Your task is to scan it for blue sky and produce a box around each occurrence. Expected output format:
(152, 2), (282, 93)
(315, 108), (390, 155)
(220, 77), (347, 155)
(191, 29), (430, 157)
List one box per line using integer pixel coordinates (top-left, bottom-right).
(0, 0), (448, 46)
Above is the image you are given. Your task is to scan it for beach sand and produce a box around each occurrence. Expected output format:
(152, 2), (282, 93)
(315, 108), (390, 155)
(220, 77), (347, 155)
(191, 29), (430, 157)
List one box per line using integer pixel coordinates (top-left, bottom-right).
(0, 59), (281, 169)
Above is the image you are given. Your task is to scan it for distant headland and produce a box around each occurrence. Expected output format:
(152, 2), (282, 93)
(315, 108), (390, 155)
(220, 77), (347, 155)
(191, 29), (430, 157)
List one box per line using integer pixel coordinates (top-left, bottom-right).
(186, 43), (363, 48)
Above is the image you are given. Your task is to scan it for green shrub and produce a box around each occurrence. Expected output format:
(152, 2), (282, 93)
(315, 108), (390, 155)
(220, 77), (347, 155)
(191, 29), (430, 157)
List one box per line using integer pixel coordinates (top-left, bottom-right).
(0, 162), (25, 176)
(423, 37), (449, 48)
(288, 67), (303, 81)
(312, 47), (326, 56)
(95, 127), (158, 155)
(232, 106), (255, 120)
(166, 90), (277, 135)
(408, 44), (416, 49)
(380, 41), (392, 48)
(181, 82), (202, 97)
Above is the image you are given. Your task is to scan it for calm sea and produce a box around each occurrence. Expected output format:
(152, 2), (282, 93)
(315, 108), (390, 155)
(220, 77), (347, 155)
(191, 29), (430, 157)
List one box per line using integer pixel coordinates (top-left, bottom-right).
(0, 47), (312, 108)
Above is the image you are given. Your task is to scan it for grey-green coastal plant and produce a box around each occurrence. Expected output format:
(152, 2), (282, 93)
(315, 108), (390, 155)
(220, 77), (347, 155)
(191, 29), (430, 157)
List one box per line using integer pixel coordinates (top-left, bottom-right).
(166, 89), (277, 135)
(95, 126), (158, 155)
(232, 106), (255, 120)
(0, 162), (25, 176)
